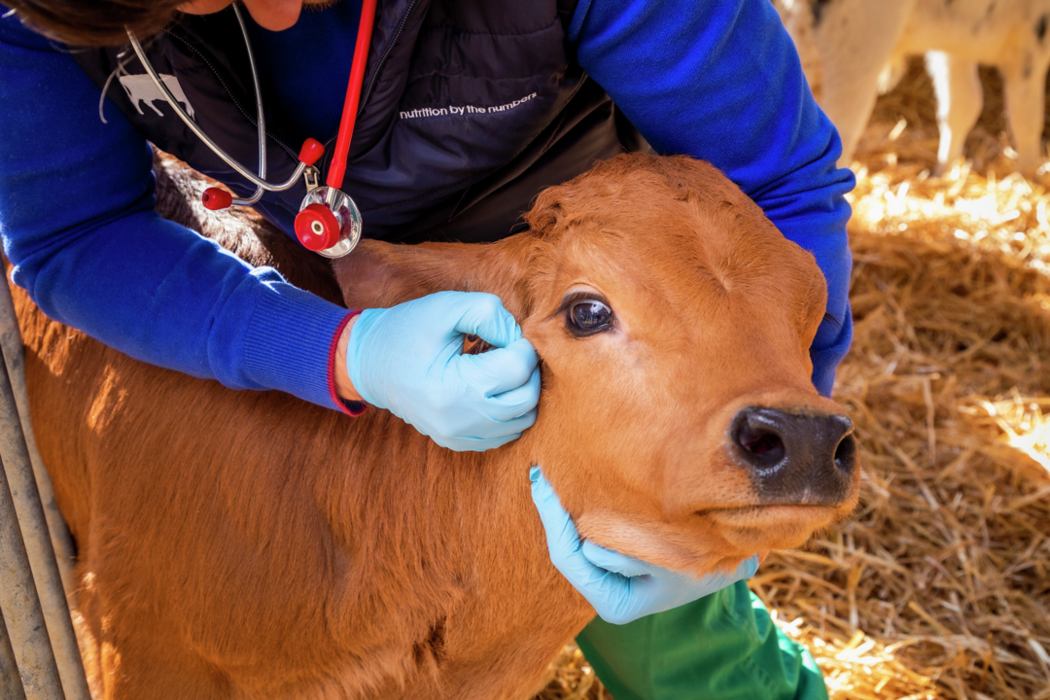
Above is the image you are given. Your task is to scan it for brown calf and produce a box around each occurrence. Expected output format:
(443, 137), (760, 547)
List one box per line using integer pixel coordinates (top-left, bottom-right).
(13, 153), (859, 699)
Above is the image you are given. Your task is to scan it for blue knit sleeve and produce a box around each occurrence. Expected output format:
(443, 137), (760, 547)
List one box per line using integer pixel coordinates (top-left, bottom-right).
(569, 0), (855, 397)
(0, 10), (350, 410)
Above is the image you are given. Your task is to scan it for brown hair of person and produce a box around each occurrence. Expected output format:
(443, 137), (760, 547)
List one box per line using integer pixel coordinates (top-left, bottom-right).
(3, 0), (185, 47)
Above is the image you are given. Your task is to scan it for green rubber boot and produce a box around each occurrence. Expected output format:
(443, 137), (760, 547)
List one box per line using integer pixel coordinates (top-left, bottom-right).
(575, 581), (828, 700)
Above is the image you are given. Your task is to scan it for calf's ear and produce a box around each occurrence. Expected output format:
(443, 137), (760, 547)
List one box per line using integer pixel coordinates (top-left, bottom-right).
(330, 236), (538, 320)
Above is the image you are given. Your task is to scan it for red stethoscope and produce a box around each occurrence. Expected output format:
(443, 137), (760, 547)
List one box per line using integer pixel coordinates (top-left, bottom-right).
(126, 0), (377, 258)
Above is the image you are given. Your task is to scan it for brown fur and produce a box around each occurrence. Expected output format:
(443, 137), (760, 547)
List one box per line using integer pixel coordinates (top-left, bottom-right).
(13, 152), (859, 699)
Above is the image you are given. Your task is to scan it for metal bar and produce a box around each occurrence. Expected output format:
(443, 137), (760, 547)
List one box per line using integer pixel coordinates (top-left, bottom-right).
(0, 609), (29, 700)
(0, 275), (76, 594)
(0, 425), (64, 699)
(0, 279), (90, 699)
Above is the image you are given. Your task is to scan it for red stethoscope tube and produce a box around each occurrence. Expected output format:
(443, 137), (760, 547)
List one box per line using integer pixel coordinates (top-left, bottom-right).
(327, 0), (377, 192)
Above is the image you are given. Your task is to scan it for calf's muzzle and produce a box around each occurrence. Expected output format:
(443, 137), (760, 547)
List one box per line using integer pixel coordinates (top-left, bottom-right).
(730, 406), (856, 506)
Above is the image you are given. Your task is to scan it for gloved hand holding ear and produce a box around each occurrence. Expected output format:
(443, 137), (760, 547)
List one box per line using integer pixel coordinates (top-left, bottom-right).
(346, 291), (541, 451)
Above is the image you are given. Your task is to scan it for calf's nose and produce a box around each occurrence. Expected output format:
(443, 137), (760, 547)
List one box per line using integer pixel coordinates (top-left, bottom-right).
(730, 406), (856, 506)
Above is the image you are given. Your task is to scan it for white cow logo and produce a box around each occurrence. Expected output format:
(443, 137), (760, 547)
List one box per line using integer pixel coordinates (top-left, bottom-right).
(118, 73), (195, 120)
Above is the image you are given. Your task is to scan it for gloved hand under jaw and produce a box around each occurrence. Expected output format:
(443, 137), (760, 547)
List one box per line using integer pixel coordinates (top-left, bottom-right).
(345, 291), (541, 452)
(529, 466), (760, 625)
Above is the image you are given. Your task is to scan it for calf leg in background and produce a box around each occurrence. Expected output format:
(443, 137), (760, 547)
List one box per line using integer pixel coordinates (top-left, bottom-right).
(925, 52), (982, 175)
(575, 582), (828, 700)
(875, 54), (909, 97)
(805, 0), (914, 166)
(1001, 54), (1050, 176)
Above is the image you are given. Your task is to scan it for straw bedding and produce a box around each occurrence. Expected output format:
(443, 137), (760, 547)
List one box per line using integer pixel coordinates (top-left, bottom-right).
(536, 60), (1050, 700)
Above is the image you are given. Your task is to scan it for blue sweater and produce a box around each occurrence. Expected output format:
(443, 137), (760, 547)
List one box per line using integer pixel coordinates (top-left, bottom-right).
(0, 0), (854, 410)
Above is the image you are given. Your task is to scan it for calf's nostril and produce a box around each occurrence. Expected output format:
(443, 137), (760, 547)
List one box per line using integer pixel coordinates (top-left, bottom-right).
(733, 412), (786, 470)
(833, 433), (857, 476)
(742, 431), (783, 457)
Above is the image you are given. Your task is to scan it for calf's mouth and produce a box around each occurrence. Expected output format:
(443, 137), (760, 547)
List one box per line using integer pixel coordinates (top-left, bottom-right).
(699, 503), (851, 553)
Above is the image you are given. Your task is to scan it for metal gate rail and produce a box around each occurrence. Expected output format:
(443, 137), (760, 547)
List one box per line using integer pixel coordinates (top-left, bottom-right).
(0, 274), (90, 700)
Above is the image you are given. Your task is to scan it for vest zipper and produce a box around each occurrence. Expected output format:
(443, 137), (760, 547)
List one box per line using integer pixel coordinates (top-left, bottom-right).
(314, 0), (421, 182)
(358, 0), (421, 114)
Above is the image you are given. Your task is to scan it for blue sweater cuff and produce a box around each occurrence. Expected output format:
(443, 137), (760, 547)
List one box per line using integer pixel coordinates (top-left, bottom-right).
(241, 282), (353, 411)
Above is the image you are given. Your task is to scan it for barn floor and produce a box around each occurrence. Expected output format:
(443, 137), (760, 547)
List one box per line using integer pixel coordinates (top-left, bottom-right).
(535, 62), (1050, 700)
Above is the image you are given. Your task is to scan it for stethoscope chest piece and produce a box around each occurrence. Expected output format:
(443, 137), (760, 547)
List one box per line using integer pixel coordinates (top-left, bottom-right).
(295, 186), (362, 259)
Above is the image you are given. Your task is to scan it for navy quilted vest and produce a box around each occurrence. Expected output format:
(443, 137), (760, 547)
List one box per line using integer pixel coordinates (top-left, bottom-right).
(73, 0), (646, 244)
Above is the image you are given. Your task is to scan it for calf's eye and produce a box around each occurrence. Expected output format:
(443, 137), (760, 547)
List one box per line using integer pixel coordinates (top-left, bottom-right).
(569, 299), (613, 335)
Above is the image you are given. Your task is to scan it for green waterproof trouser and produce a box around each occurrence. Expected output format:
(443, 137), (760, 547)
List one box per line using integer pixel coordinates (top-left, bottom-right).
(575, 581), (828, 700)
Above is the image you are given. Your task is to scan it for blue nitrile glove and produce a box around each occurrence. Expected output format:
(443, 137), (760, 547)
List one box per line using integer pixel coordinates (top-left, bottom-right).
(346, 291), (541, 451)
(529, 466), (760, 625)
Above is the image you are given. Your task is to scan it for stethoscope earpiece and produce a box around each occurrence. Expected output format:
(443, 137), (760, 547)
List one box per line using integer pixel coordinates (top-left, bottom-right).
(201, 136), (327, 212)
(298, 138), (326, 168)
(201, 187), (232, 211)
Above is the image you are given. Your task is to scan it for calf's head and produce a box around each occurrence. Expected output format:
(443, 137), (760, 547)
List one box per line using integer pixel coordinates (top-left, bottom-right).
(333, 153), (859, 578)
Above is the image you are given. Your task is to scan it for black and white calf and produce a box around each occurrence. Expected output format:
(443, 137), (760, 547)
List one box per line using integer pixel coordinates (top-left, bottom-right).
(775, 0), (1050, 174)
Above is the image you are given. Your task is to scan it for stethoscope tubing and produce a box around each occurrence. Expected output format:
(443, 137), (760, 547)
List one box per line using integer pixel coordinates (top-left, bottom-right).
(125, 4), (306, 202)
